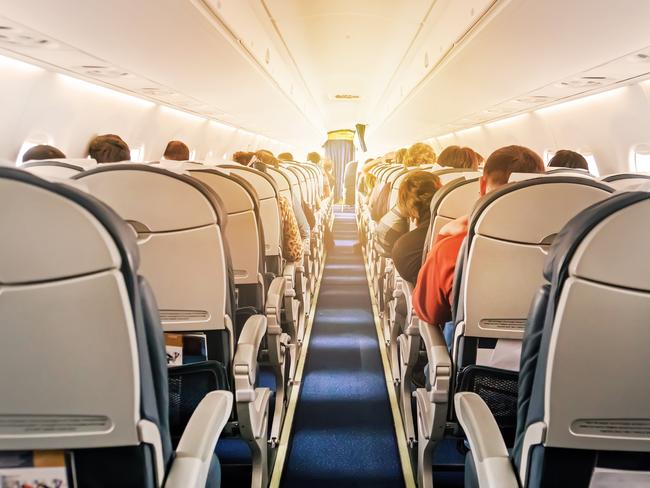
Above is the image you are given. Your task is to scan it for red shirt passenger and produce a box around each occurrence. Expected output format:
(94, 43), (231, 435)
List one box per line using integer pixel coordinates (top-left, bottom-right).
(412, 145), (546, 328)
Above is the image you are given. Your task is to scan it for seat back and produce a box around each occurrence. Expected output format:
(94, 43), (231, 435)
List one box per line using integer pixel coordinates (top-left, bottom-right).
(424, 177), (481, 258)
(0, 167), (170, 487)
(218, 164), (284, 272)
(188, 167), (264, 290)
(514, 191), (650, 487)
(601, 172), (650, 190)
(388, 168), (479, 212)
(74, 165), (234, 362)
(21, 158), (98, 179)
(461, 176), (613, 342)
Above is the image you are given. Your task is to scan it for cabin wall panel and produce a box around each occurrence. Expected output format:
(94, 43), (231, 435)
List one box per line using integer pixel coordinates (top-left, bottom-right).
(439, 83), (650, 175)
(0, 57), (286, 164)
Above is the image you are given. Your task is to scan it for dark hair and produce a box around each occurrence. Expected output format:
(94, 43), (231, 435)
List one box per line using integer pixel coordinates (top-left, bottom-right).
(163, 140), (190, 161)
(307, 152), (321, 164)
(278, 152), (294, 161)
(548, 150), (589, 170)
(484, 145), (544, 186)
(232, 151), (254, 165)
(397, 170), (442, 222)
(88, 134), (130, 163)
(22, 144), (66, 162)
(437, 145), (484, 170)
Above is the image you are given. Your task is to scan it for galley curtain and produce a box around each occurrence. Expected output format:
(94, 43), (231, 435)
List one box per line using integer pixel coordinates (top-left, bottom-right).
(324, 129), (355, 200)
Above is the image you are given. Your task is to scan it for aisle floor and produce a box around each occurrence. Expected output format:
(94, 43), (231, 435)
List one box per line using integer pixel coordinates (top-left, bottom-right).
(281, 208), (404, 487)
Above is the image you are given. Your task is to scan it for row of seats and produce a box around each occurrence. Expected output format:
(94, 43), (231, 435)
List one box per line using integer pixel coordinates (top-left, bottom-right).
(1, 156), (333, 487)
(357, 160), (650, 487)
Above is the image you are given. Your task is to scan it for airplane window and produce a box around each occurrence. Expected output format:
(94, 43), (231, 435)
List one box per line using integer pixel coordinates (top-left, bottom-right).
(633, 145), (650, 172)
(15, 141), (38, 165)
(189, 149), (197, 161)
(130, 146), (145, 162)
(543, 150), (555, 165)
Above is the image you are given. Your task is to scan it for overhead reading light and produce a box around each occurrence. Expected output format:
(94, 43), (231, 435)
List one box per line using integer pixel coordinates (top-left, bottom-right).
(628, 52), (650, 63)
(0, 25), (57, 49)
(555, 76), (613, 89)
(76, 65), (132, 78)
(515, 95), (553, 104)
(139, 87), (176, 97)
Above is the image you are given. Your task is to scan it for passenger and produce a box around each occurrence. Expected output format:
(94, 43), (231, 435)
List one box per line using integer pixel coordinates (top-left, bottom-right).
(548, 149), (589, 170)
(22, 144), (66, 162)
(88, 134), (130, 163)
(343, 160), (358, 204)
(278, 152), (294, 161)
(237, 150), (304, 262)
(395, 148), (408, 166)
(307, 152), (321, 165)
(375, 167), (438, 255)
(321, 159), (334, 198)
(370, 142), (436, 223)
(391, 172), (442, 285)
(163, 140), (190, 161)
(437, 145), (484, 170)
(413, 145), (545, 333)
(232, 151), (254, 165)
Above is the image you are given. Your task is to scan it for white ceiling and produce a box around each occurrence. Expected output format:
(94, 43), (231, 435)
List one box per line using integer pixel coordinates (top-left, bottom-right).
(2, 0), (650, 154)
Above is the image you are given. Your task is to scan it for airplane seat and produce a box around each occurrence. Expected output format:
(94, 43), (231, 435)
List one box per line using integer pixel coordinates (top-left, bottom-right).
(601, 172), (650, 191)
(73, 164), (273, 487)
(0, 167), (232, 488)
(457, 190), (650, 488)
(423, 176), (481, 260)
(188, 165), (303, 446)
(415, 176), (615, 487)
(545, 167), (594, 177)
(20, 158), (98, 179)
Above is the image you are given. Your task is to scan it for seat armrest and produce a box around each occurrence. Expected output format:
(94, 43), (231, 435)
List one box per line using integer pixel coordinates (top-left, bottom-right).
(265, 276), (286, 332)
(454, 392), (518, 488)
(420, 322), (451, 403)
(283, 262), (296, 295)
(234, 315), (267, 401)
(165, 390), (233, 488)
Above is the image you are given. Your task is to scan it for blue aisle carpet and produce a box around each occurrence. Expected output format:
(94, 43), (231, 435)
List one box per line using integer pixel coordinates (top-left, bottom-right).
(281, 208), (404, 487)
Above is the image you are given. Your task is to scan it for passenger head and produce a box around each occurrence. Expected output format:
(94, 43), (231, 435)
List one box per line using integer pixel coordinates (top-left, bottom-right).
(480, 145), (545, 195)
(307, 152), (321, 164)
(398, 170), (442, 223)
(22, 144), (66, 162)
(437, 145), (484, 170)
(395, 148), (408, 166)
(88, 134), (130, 163)
(232, 151), (254, 165)
(405, 142), (436, 168)
(278, 152), (294, 161)
(365, 173), (377, 193)
(163, 140), (190, 161)
(322, 159), (333, 173)
(255, 150), (280, 168)
(548, 150), (589, 170)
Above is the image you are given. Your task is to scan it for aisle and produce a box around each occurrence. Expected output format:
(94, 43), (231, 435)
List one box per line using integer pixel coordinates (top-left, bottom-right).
(281, 208), (404, 487)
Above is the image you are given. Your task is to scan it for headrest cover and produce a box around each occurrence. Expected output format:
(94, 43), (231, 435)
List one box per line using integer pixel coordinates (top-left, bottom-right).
(0, 167), (138, 284)
(74, 164), (224, 232)
(544, 191), (650, 290)
(471, 177), (612, 244)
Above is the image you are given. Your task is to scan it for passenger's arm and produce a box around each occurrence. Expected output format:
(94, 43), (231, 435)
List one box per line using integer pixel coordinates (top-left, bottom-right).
(165, 391), (233, 488)
(455, 392), (519, 488)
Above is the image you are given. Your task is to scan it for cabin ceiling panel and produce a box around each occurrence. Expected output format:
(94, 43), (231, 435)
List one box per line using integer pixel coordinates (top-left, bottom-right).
(368, 0), (650, 151)
(0, 0), (324, 148)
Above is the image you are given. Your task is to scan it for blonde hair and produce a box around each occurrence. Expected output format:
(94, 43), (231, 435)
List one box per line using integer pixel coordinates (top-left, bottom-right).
(404, 142), (436, 167)
(398, 171), (442, 222)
